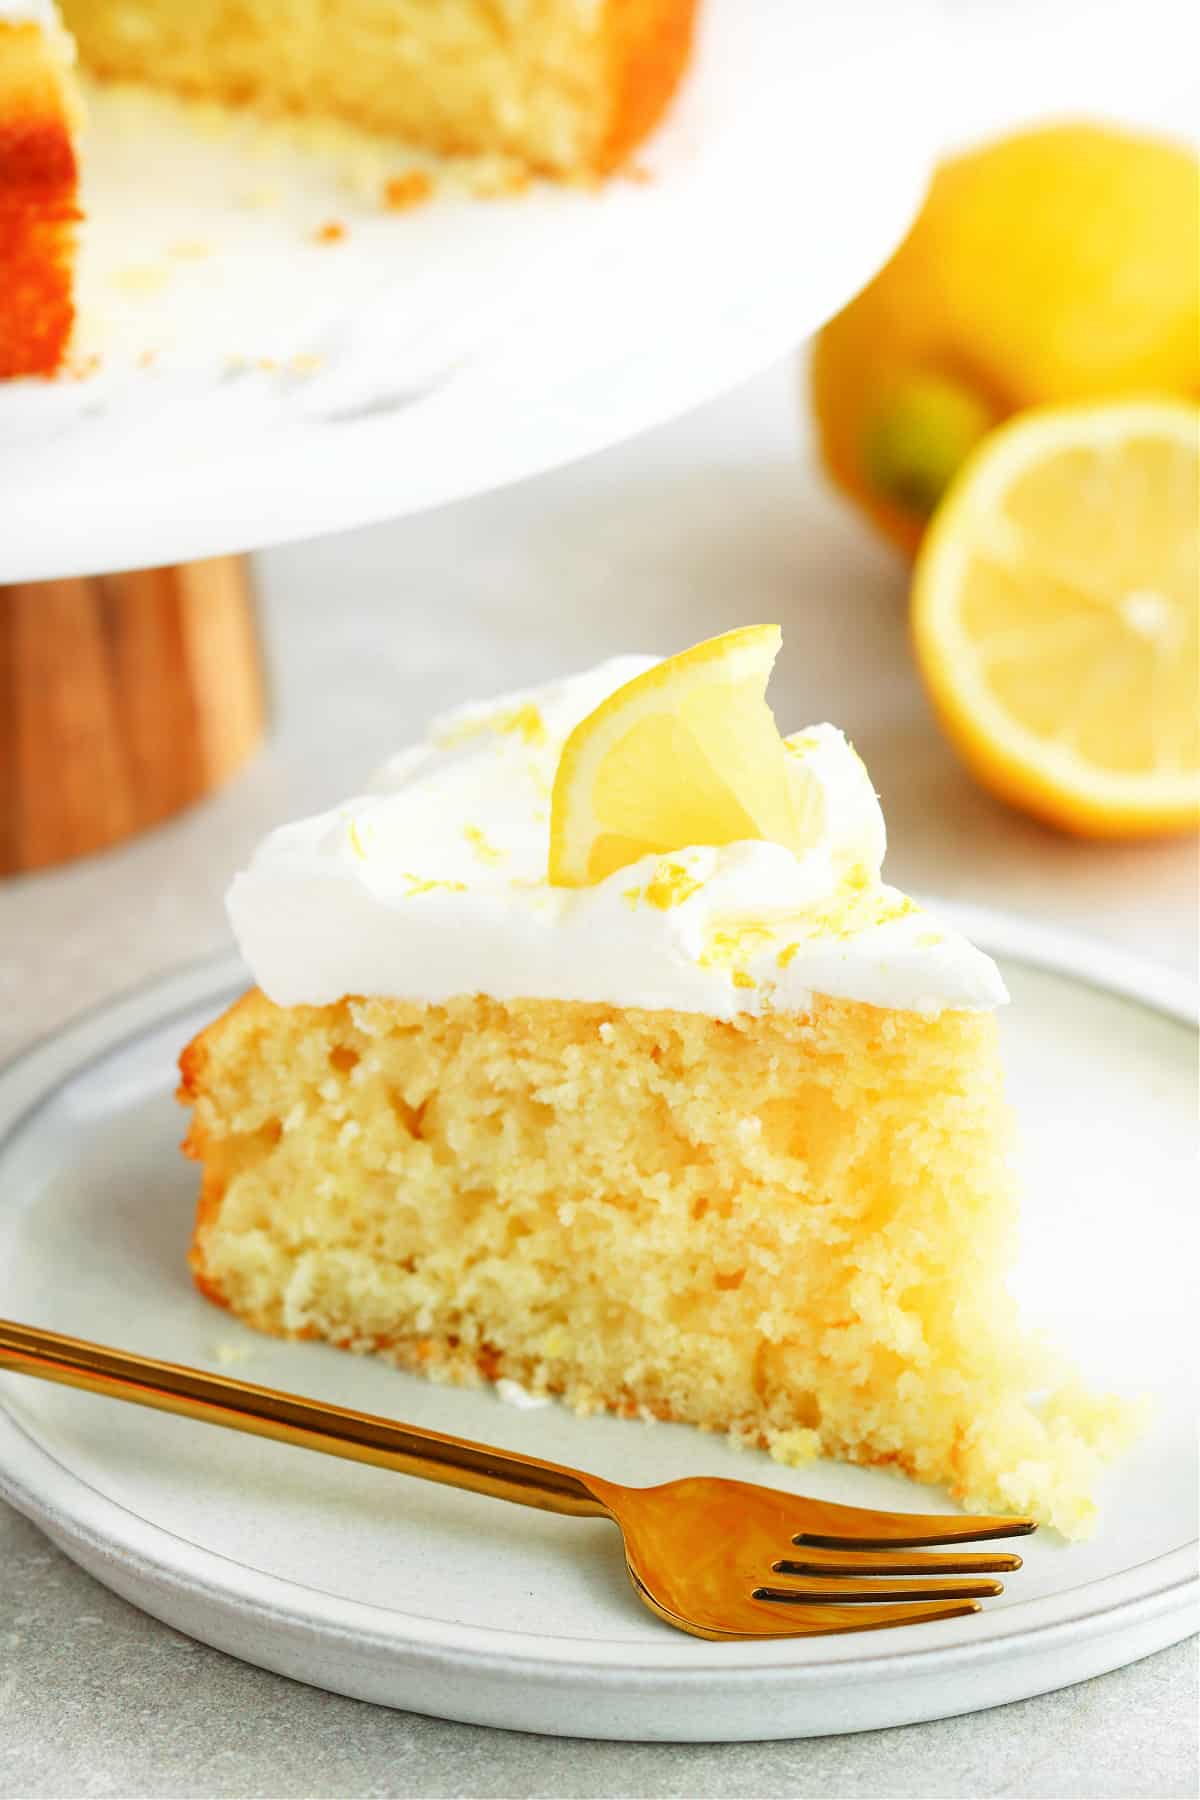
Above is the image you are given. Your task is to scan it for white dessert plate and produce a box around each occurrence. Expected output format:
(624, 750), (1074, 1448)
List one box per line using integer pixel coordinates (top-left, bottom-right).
(0, 2), (937, 583)
(0, 907), (1196, 1742)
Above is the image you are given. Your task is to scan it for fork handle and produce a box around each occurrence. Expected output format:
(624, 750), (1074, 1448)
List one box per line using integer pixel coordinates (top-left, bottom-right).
(0, 1318), (611, 1520)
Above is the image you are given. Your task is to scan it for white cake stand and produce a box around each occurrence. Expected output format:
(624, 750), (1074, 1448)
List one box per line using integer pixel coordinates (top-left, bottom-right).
(0, 1), (938, 583)
(0, 2), (938, 872)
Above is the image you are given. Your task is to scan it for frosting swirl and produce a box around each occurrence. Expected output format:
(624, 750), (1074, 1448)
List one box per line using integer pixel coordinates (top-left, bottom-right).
(228, 657), (1007, 1017)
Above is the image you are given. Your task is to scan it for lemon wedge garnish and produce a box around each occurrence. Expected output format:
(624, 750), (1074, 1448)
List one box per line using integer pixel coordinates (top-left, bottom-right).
(913, 401), (1199, 837)
(549, 625), (804, 886)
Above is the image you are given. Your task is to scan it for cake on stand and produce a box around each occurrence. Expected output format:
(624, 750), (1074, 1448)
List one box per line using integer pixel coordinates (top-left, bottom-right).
(0, 2), (934, 868)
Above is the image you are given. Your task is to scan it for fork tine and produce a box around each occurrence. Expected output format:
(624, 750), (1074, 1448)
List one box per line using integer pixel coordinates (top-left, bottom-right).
(743, 1596), (984, 1636)
(754, 1573), (1004, 1604)
(774, 1545), (1023, 1576)
(789, 1496), (1036, 1550)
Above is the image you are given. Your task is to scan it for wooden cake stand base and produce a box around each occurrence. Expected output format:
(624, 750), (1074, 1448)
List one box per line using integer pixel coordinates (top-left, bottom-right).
(0, 557), (265, 875)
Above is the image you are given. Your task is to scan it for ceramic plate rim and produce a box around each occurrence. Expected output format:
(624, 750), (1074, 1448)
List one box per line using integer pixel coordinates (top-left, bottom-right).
(0, 902), (1197, 1690)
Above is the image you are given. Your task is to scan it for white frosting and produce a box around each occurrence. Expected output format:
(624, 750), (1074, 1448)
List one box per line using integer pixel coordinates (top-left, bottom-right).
(0, 3), (62, 27)
(228, 657), (1007, 1018)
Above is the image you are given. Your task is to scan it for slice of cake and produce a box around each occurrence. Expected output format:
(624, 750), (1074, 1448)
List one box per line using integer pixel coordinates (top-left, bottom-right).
(0, 3), (81, 376)
(180, 626), (1133, 1536)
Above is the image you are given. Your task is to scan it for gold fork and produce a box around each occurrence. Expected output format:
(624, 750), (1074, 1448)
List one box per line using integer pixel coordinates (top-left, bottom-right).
(0, 1318), (1033, 1640)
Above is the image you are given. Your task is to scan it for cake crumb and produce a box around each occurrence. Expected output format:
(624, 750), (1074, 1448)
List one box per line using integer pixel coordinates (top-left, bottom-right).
(496, 1377), (551, 1411)
(65, 351), (103, 381)
(314, 221), (347, 245)
(111, 263), (170, 296)
(384, 170), (434, 212)
(211, 1341), (253, 1367)
(456, 154), (532, 199)
(766, 1426), (822, 1468)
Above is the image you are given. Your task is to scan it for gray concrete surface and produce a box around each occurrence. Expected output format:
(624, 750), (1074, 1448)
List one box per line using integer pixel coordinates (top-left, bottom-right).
(2, 1508), (1196, 1799)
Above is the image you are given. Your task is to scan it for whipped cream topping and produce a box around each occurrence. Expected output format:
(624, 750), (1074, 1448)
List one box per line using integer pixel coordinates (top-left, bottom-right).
(228, 657), (1007, 1018)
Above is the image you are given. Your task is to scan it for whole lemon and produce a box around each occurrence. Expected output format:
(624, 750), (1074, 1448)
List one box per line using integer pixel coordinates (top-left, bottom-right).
(810, 122), (1200, 556)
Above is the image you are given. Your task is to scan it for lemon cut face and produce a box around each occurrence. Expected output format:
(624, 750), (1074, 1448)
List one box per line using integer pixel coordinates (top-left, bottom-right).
(549, 625), (805, 886)
(913, 402), (1200, 837)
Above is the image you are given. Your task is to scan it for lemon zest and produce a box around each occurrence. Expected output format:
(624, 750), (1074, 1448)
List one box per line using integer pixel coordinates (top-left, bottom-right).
(402, 873), (467, 898)
(624, 860), (705, 912)
(702, 923), (776, 966)
(440, 701), (548, 750)
(463, 824), (506, 864)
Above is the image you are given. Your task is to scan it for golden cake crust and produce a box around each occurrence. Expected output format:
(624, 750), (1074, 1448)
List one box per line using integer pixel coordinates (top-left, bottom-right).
(0, 21), (80, 378)
(596, 0), (696, 173)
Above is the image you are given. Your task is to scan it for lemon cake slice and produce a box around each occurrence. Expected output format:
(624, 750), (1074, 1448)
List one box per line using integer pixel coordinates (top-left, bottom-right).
(181, 627), (1133, 1535)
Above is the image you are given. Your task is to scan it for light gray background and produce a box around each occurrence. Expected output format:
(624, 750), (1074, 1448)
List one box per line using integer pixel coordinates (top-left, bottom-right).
(2, 361), (1197, 1797)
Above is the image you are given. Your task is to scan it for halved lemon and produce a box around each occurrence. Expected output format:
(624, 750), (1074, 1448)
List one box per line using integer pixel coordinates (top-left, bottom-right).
(912, 401), (1199, 837)
(549, 625), (801, 886)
